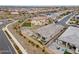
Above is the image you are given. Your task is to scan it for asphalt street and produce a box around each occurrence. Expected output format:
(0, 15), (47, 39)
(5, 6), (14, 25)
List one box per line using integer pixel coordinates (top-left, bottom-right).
(0, 19), (16, 54)
(57, 13), (74, 25)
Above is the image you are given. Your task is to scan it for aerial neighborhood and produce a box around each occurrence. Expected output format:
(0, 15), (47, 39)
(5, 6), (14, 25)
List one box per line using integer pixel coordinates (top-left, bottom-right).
(0, 6), (79, 54)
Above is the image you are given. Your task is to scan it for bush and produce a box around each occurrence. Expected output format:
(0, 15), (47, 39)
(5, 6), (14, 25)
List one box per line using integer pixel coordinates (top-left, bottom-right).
(36, 45), (39, 48)
(64, 50), (71, 54)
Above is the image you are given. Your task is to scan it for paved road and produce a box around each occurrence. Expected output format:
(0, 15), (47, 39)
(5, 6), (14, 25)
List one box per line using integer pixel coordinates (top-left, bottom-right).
(0, 19), (16, 54)
(57, 13), (74, 25)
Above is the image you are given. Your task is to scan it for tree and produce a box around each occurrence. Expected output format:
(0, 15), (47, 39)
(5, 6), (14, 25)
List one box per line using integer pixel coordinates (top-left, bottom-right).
(36, 45), (39, 48)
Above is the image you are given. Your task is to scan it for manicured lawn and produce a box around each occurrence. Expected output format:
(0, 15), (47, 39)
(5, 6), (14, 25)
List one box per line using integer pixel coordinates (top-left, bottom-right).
(22, 22), (31, 27)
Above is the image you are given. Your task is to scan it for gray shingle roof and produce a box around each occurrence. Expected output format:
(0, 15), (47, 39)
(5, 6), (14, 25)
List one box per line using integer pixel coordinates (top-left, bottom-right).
(36, 24), (64, 42)
(59, 26), (79, 48)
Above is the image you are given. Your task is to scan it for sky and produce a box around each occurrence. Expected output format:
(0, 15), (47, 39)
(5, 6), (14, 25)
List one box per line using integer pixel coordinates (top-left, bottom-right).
(0, 0), (79, 6)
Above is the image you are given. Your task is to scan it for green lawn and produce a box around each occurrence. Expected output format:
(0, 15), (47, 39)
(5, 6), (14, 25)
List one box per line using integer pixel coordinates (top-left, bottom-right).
(22, 22), (31, 27)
